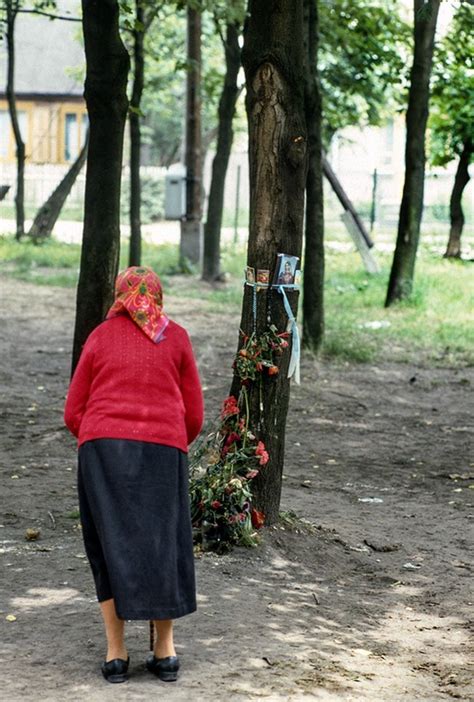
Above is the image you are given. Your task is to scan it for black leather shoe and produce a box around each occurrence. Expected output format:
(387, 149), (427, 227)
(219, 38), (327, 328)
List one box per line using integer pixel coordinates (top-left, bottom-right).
(146, 654), (180, 682)
(101, 657), (130, 683)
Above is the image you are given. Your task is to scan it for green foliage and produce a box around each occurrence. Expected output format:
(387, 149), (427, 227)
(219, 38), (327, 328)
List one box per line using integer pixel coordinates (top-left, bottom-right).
(429, 3), (474, 167)
(137, 4), (244, 167)
(319, 0), (411, 140)
(120, 174), (165, 223)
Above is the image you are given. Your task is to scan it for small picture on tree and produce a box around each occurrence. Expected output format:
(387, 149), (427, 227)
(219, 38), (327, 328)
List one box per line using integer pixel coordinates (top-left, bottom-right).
(245, 266), (256, 284)
(294, 269), (302, 287)
(256, 269), (270, 285)
(273, 254), (299, 286)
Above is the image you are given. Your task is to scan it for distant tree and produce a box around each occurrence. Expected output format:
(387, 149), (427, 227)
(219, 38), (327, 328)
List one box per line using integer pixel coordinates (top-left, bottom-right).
(230, 0), (307, 524)
(202, 5), (243, 281)
(179, 5), (202, 266)
(2, 1), (25, 240)
(302, 0), (324, 353)
(302, 0), (409, 351)
(123, 0), (161, 267)
(429, 3), (474, 259)
(72, 0), (129, 371)
(385, 0), (441, 307)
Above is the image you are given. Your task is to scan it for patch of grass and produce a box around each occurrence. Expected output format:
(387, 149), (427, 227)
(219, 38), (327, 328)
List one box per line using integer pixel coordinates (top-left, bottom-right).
(1, 233), (472, 367)
(278, 510), (318, 534)
(124, 241), (181, 277)
(322, 245), (474, 365)
(65, 509), (80, 520)
(0, 236), (81, 286)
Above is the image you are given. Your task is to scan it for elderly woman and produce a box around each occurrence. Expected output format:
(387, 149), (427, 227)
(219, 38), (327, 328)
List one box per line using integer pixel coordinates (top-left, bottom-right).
(64, 266), (203, 684)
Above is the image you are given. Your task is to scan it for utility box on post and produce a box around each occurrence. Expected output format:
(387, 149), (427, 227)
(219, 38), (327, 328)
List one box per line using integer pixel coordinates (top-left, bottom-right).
(164, 166), (186, 220)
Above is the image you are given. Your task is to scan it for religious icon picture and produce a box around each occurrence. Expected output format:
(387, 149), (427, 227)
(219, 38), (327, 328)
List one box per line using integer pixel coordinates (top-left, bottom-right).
(294, 269), (302, 287)
(245, 266), (255, 284)
(256, 269), (270, 286)
(273, 254), (299, 286)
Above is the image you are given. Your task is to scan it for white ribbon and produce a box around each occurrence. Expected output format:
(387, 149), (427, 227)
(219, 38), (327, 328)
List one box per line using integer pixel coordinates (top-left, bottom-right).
(277, 285), (300, 385)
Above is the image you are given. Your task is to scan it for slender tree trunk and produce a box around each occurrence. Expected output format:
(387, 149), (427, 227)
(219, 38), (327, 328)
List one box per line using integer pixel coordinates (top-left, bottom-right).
(28, 135), (89, 241)
(180, 7), (202, 266)
(444, 138), (472, 259)
(128, 0), (145, 267)
(302, 0), (324, 352)
(202, 22), (241, 281)
(5, 1), (25, 241)
(385, 0), (440, 306)
(72, 0), (130, 372)
(230, 0), (307, 524)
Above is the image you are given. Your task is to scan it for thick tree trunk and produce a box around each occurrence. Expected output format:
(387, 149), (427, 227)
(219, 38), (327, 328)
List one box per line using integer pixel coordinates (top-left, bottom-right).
(128, 0), (145, 267)
(444, 138), (472, 259)
(202, 23), (241, 281)
(180, 7), (202, 266)
(28, 135), (89, 241)
(72, 0), (130, 372)
(302, 0), (324, 352)
(230, 0), (307, 524)
(385, 0), (440, 306)
(6, 2), (25, 241)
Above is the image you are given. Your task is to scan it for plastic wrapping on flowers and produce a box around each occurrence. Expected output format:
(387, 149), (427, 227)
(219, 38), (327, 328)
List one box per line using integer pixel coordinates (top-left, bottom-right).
(189, 326), (289, 552)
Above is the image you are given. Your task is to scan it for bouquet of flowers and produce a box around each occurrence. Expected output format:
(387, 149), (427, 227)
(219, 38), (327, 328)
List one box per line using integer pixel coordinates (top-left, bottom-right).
(189, 327), (289, 552)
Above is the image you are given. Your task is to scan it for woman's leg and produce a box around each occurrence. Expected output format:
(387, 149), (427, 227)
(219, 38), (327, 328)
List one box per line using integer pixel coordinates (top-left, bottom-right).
(100, 599), (128, 661)
(153, 619), (176, 658)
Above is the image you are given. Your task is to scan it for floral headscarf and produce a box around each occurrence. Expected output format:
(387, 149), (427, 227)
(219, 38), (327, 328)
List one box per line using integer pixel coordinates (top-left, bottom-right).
(106, 266), (169, 343)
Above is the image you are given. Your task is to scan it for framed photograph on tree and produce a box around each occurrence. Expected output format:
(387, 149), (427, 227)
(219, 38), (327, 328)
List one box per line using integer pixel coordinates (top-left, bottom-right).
(273, 254), (299, 286)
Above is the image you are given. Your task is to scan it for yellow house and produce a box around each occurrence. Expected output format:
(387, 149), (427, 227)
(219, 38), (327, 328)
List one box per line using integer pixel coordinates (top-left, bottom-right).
(0, 8), (86, 166)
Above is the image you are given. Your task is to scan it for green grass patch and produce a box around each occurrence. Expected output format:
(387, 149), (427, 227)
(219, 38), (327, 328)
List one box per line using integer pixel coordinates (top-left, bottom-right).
(322, 246), (474, 365)
(1, 234), (472, 367)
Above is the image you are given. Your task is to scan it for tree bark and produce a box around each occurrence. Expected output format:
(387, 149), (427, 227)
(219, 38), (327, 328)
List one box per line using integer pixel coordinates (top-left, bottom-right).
(28, 134), (89, 241)
(128, 0), (145, 267)
(202, 22), (241, 281)
(444, 138), (472, 259)
(5, 1), (25, 241)
(385, 0), (440, 306)
(230, 0), (307, 524)
(302, 0), (324, 352)
(180, 7), (202, 266)
(72, 0), (130, 372)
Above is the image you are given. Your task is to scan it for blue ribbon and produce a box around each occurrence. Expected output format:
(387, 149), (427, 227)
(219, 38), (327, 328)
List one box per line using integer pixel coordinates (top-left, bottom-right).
(277, 285), (300, 384)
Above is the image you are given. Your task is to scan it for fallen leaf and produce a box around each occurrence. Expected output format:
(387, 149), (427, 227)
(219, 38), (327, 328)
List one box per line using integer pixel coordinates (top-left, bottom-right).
(6, 614), (17, 622)
(25, 528), (40, 541)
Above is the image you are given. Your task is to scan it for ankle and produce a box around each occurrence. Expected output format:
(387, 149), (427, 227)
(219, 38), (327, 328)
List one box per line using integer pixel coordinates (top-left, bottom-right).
(154, 643), (176, 659)
(106, 645), (128, 662)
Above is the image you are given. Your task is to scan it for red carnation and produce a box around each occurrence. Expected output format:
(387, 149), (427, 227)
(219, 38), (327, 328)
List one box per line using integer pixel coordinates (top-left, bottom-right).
(221, 395), (239, 419)
(211, 500), (222, 509)
(251, 508), (265, 529)
(255, 441), (269, 466)
(246, 469), (259, 479)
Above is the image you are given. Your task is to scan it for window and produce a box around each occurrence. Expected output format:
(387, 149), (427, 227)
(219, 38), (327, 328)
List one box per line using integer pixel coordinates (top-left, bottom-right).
(81, 113), (89, 146)
(65, 113), (79, 161)
(0, 111), (9, 158)
(0, 109), (28, 160)
(64, 110), (88, 162)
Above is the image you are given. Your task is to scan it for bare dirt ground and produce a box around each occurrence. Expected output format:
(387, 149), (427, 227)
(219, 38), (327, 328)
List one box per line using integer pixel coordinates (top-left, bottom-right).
(0, 277), (473, 702)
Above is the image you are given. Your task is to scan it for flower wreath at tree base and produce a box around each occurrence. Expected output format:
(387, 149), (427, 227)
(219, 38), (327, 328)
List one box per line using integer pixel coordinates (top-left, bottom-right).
(189, 326), (289, 552)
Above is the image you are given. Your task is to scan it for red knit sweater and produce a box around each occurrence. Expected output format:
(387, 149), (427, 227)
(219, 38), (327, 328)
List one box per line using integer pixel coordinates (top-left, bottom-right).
(64, 314), (204, 452)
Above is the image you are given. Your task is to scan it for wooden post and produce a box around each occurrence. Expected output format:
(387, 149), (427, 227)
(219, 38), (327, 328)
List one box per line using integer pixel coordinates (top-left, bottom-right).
(341, 210), (379, 274)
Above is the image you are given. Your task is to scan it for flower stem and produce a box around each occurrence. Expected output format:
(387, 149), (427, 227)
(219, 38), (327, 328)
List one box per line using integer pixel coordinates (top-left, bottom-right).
(242, 385), (250, 448)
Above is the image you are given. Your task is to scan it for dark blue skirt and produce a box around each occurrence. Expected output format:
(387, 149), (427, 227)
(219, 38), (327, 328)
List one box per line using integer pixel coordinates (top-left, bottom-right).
(77, 439), (197, 620)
